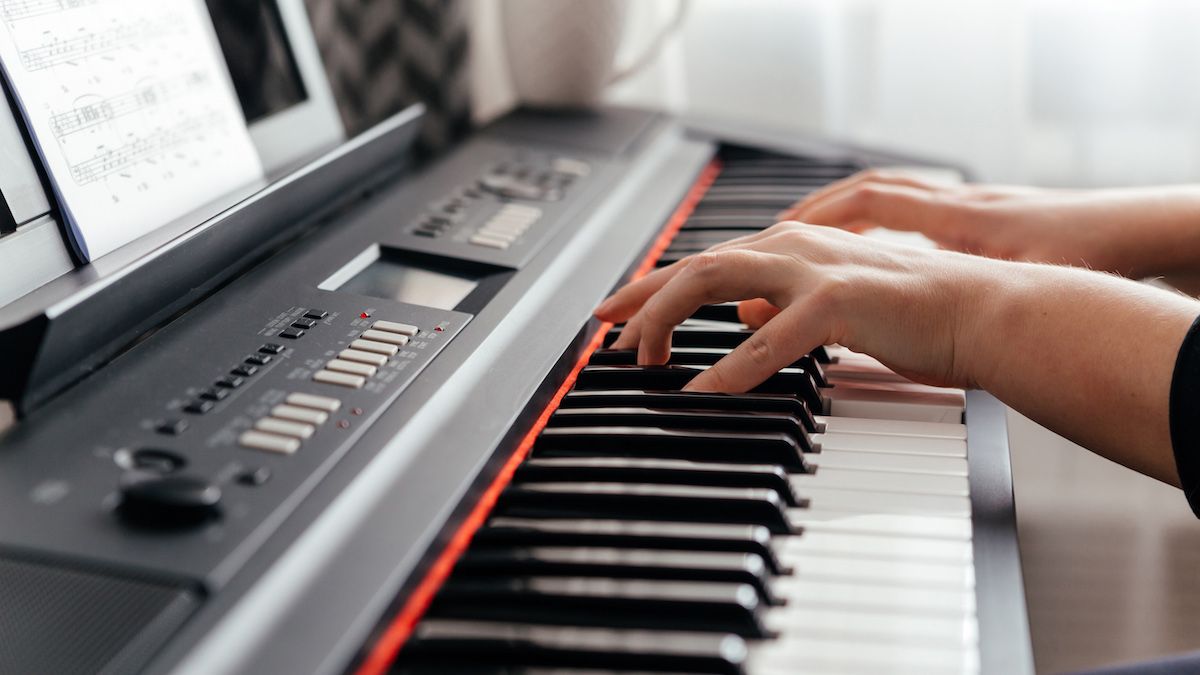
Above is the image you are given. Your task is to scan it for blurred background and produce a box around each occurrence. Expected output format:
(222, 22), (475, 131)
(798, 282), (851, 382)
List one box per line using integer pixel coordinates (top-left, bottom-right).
(473, 2), (1200, 673)
(477, 0), (1200, 189)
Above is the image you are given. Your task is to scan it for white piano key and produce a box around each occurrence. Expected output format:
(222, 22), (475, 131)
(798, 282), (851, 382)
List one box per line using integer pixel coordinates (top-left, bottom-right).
(822, 360), (912, 383)
(776, 551), (974, 589)
(793, 488), (971, 517)
(832, 378), (965, 397)
(749, 635), (978, 675)
(762, 604), (974, 644)
(816, 415), (966, 440)
(771, 577), (975, 614)
(790, 509), (972, 540)
(791, 468), (970, 497)
(816, 431), (967, 458)
(807, 448), (968, 474)
(826, 387), (963, 423)
(824, 345), (882, 364)
(776, 531), (974, 563)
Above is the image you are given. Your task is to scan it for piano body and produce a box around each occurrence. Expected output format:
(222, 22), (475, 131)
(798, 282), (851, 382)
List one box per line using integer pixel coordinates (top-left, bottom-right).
(0, 7), (1032, 674)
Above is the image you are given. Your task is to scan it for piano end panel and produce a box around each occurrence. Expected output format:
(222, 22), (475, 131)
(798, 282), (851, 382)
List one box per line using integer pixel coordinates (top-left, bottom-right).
(966, 390), (1035, 675)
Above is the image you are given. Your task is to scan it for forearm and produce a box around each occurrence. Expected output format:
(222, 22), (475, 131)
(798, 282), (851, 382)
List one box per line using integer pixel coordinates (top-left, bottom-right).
(1085, 186), (1200, 278)
(963, 260), (1200, 485)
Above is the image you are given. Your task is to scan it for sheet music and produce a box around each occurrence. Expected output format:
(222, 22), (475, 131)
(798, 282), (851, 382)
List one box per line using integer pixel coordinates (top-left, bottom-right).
(0, 0), (263, 260)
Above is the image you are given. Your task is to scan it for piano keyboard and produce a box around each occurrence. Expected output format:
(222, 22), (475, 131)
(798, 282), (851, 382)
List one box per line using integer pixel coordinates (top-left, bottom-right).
(380, 150), (985, 674)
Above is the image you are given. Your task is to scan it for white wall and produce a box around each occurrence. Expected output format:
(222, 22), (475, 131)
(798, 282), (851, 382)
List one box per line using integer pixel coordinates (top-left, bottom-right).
(600, 0), (1200, 187)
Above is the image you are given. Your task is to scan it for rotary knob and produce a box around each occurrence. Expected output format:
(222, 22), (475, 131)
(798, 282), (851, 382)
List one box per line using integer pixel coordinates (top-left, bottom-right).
(116, 472), (221, 528)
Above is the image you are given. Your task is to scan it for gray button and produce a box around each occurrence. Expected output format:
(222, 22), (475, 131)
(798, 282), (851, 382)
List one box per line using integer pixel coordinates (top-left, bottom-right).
(313, 370), (366, 389)
(239, 430), (301, 455)
(286, 392), (342, 412)
(350, 339), (399, 356)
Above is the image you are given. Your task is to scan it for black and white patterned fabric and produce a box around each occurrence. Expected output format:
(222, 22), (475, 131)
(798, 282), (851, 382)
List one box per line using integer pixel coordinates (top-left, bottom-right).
(304, 0), (471, 155)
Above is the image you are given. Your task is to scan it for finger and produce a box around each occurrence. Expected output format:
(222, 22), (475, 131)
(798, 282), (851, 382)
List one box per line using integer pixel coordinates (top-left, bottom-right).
(609, 312), (644, 350)
(597, 223), (801, 323)
(635, 250), (791, 365)
(798, 183), (958, 238)
(684, 306), (828, 393)
(778, 170), (944, 221)
(594, 259), (691, 322)
(737, 298), (780, 328)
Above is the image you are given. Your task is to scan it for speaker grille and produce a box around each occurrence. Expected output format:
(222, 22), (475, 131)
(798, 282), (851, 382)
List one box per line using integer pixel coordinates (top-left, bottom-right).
(0, 555), (197, 674)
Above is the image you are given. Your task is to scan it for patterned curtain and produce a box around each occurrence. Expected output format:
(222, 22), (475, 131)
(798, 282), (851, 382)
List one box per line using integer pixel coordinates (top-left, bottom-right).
(304, 0), (471, 155)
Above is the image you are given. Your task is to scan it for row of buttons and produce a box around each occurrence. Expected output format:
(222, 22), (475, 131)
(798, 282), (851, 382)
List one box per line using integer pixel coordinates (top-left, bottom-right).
(238, 392), (342, 455)
(280, 309), (328, 340)
(468, 203), (542, 250)
(478, 156), (589, 202)
(412, 189), (484, 238)
(312, 320), (419, 389)
(181, 342), (284, 417)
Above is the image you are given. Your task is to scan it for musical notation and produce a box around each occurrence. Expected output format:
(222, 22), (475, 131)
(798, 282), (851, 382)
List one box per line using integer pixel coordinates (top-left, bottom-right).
(0, 0), (262, 260)
(0, 0), (99, 24)
(49, 71), (208, 139)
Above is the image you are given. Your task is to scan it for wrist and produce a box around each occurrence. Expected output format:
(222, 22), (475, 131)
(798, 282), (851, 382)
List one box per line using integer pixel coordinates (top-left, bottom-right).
(946, 254), (1029, 391)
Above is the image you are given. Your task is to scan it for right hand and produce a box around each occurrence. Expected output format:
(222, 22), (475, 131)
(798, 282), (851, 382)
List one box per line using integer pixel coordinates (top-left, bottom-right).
(779, 169), (1200, 279)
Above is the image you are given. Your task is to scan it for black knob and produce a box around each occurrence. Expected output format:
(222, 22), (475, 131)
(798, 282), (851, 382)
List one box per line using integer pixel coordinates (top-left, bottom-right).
(117, 472), (221, 528)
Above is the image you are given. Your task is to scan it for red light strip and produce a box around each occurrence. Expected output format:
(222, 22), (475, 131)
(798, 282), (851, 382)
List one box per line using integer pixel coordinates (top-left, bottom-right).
(353, 158), (723, 675)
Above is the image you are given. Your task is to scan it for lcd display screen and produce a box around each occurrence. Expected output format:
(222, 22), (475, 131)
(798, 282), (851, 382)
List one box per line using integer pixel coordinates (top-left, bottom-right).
(338, 257), (481, 311)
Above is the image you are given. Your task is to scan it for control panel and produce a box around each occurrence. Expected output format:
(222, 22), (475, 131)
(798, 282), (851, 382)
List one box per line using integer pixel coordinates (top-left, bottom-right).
(393, 148), (594, 267)
(0, 136), (612, 591)
(0, 297), (470, 583)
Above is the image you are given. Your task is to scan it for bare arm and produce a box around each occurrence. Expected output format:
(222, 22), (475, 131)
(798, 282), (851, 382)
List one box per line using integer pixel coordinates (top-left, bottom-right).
(595, 222), (1200, 486)
(780, 170), (1200, 281)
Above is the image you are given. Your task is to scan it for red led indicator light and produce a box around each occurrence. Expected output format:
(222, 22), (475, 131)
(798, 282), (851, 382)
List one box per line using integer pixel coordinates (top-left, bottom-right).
(337, 420), (350, 429)
(352, 407), (364, 416)
(434, 326), (444, 332)
(359, 312), (370, 319)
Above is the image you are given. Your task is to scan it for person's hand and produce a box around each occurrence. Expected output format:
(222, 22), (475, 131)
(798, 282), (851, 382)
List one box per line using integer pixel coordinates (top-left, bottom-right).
(778, 169), (1200, 279)
(594, 221), (996, 393)
(594, 218), (1200, 489)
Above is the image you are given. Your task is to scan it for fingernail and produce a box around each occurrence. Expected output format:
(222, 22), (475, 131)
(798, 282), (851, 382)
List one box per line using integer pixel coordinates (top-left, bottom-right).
(594, 296), (614, 316)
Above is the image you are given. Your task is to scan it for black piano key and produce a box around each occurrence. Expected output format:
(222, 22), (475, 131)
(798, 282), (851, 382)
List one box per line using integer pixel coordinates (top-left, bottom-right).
(535, 426), (808, 473)
(398, 619), (748, 675)
(697, 195), (796, 208)
(495, 482), (794, 534)
(589, 348), (828, 388)
(558, 389), (817, 433)
(429, 576), (772, 638)
(681, 217), (775, 231)
(452, 546), (779, 605)
(515, 456), (804, 505)
(476, 517), (789, 574)
(690, 303), (741, 323)
(547, 407), (813, 453)
(574, 365), (823, 415)
(605, 324), (748, 348)
(715, 167), (855, 179)
(670, 229), (767, 243)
